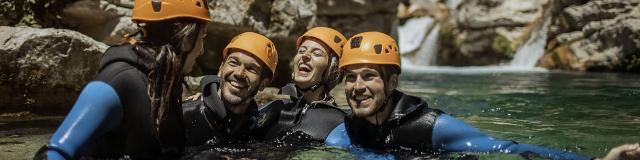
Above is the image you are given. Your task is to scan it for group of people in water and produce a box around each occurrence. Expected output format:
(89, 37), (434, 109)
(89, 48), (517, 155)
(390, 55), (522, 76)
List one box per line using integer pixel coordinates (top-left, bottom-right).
(36, 0), (639, 159)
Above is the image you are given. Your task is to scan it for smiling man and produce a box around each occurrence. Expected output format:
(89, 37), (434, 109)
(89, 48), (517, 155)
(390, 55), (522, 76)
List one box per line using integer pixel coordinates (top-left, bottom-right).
(324, 32), (592, 160)
(182, 32), (278, 146)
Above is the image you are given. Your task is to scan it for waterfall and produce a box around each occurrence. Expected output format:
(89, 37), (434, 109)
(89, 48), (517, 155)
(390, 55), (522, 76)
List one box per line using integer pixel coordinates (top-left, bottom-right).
(414, 24), (440, 66)
(509, 6), (553, 68)
(398, 16), (439, 66)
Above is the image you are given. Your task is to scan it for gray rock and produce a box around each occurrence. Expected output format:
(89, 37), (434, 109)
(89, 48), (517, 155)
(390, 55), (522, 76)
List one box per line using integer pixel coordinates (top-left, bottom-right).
(457, 0), (546, 29)
(562, 0), (639, 31)
(540, 0), (640, 71)
(316, 0), (397, 16)
(436, 0), (548, 66)
(315, 0), (398, 37)
(267, 0), (317, 37)
(0, 26), (108, 112)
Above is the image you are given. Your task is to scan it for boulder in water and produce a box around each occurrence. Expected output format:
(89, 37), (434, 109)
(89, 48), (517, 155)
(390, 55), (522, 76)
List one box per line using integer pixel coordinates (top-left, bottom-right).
(0, 26), (108, 113)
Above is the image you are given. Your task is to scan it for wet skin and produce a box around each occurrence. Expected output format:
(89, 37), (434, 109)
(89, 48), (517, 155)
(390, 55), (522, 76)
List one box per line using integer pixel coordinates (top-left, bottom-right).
(292, 38), (330, 89)
(217, 50), (269, 114)
(343, 64), (398, 125)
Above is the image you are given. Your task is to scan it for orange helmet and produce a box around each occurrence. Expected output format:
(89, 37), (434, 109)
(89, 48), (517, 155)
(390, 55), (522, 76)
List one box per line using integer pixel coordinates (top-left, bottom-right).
(223, 32), (278, 76)
(296, 27), (347, 57)
(339, 32), (400, 72)
(132, 0), (212, 22)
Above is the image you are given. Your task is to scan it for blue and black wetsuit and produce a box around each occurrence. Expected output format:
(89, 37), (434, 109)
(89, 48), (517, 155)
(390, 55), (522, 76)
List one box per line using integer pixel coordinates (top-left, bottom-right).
(182, 75), (259, 146)
(325, 90), (591, 160)
(39, 44), (185, 159)
(256, 83), (345, 144)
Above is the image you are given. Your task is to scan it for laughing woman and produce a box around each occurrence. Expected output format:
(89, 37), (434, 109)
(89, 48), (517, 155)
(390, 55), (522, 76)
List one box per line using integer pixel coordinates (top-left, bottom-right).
(36, 0), (211, 159)
(257, 27), (347, 144)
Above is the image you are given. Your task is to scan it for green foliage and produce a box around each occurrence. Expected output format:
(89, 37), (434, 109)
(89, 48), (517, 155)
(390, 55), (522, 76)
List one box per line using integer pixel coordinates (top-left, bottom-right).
(439, 23), (462, 49)
(492, 35), (514, 58)
(623, 54), (640, 72)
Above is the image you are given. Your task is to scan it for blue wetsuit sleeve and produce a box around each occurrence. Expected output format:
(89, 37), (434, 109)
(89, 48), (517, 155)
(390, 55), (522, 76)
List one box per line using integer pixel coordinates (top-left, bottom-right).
(325, 122), (351, 147)
(432, 114), (590, 160)
(46, 81), (123, 159)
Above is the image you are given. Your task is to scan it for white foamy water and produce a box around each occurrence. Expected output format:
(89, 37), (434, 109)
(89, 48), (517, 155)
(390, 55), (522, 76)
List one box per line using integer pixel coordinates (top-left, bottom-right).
(412, 24), (440, 66)
(509, 5), (553, 67)
(398, 16), (435, 54)
(401, 57), (547, 74)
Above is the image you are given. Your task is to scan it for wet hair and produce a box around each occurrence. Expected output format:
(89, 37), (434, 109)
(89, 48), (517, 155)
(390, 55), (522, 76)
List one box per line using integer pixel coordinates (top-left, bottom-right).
(131, 18), (204, 133)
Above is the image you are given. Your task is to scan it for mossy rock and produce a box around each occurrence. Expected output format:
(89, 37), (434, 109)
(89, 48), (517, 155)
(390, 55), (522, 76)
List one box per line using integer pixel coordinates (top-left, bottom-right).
(492, 35), (514, 58)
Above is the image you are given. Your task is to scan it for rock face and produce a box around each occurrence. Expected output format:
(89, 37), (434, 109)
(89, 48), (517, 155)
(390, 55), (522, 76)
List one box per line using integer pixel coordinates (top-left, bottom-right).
(0, 0), (399, 113)
(0, 26), (108, 113)
(436, 0), (549, 66)
(539, 0), (640, 72)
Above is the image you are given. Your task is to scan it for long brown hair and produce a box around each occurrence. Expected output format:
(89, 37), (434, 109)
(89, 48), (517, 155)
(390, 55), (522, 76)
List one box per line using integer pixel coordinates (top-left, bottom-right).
(130, 18), (203, 133)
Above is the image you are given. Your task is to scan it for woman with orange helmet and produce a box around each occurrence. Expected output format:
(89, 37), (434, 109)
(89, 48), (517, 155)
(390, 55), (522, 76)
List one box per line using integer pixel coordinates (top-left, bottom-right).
(182, 32), (279, 146)
(38, 0), (211, 159)
(256, 27), (347, 143)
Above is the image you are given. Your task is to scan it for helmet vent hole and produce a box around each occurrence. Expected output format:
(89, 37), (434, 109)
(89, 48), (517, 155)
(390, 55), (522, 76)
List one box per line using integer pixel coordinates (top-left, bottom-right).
(374, 44), (382, 54)
(351, 36), (362, 48)
(334, 36), (342, 43)
(151, 0), (162, 12)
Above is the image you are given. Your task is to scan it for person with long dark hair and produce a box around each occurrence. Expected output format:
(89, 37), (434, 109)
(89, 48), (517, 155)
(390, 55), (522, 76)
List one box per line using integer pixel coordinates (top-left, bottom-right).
(37, 0), (211, 159)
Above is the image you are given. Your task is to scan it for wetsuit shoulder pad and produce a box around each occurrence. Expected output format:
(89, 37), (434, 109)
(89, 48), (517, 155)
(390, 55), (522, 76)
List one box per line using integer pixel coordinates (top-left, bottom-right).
(325, 122), (351, 147)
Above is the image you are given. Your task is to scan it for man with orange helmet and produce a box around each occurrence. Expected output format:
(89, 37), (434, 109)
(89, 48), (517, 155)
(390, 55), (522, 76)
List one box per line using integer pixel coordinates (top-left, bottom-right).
(324, 32), (592, 160)
(182, 32), (278, 146)
(38, 0), (211, 159)
(256, 27), (347, 143)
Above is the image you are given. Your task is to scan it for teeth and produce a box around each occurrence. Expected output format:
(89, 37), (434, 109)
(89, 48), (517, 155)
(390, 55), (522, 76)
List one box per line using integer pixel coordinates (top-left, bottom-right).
(228, 80), (245, 88)
(298, 63), (312, 72)
(354, 95), (370, 101)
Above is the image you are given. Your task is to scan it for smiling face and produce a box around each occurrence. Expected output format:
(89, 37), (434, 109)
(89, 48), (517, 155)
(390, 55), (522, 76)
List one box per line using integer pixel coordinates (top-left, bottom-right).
(218, 50), (266, 105)
(343, 64), (397, 118)
(292, 38), (330, 89)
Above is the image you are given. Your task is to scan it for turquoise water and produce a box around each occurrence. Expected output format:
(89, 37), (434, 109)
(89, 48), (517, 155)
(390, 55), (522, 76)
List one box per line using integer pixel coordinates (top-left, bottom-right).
(393, 71), (640, 158)
(3, 71), (639, 159)
(191, 71), (640, 159)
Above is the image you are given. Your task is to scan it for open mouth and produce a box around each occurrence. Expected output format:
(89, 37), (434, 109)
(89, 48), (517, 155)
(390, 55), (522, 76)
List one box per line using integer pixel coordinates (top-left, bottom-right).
(226, 78), (247, 90)
(298, 63), (313, 74)
(353, 95), (373, 107)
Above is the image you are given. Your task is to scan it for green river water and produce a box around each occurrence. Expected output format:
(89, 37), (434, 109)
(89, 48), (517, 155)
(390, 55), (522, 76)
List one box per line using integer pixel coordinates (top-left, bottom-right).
(1, 71), (639, 159)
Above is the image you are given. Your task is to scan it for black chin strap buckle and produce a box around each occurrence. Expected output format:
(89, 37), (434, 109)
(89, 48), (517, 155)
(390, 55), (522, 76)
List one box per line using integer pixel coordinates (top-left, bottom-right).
(298, 82), (322, 92)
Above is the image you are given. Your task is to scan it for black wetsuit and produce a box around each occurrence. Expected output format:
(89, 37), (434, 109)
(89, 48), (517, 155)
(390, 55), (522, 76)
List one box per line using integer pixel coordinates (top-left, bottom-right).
(344, 90), (442, 151)
(326, 90), (590, 159)
(257, 83), (346, 143)
(182, 75), (259, 146)
(42, 44), (186, 159)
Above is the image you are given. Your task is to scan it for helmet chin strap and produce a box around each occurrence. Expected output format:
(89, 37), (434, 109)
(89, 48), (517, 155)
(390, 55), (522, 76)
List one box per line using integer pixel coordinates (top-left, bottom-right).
(298, 82), (324, 92)
(374, 67), (393, 125)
